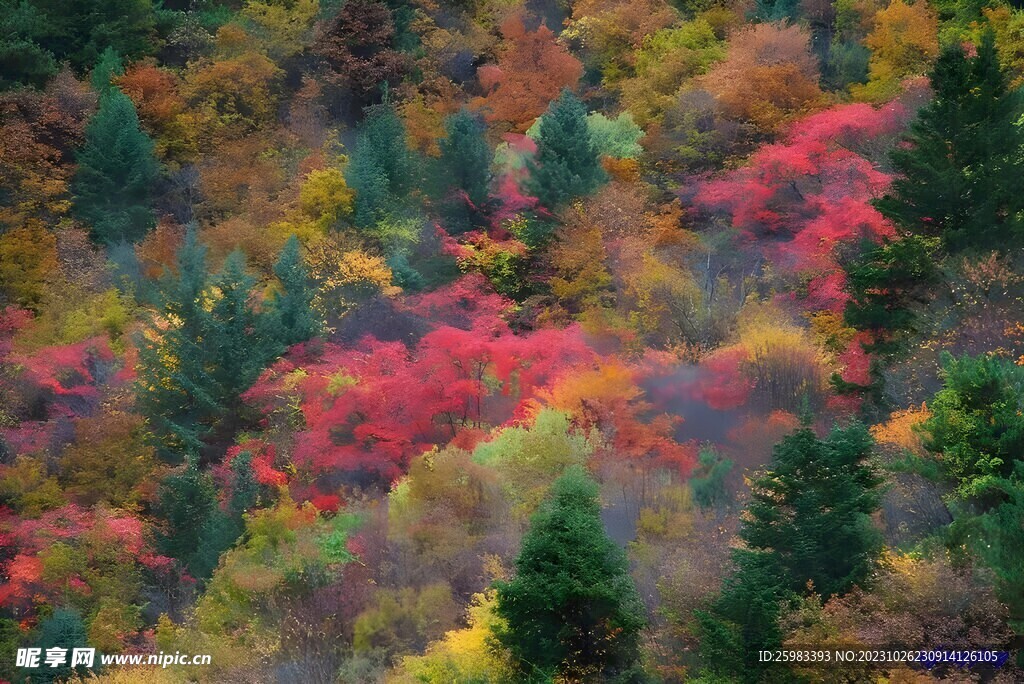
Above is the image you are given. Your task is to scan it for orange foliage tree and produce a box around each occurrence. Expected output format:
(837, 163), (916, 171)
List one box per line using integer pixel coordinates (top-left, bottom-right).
(700, 22), (825, 134)
(472, 15), (583, 133)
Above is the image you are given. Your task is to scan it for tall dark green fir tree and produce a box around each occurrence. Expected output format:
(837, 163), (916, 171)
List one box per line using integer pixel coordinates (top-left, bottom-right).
(527, 89), (607, 210)
(72, 88), (160, 245)
(264, 234), (321, 349)
(875, 31), (1024, 251)
(697, 423), (883, 681)
(440, 108), (492, 209)
(494, 466), (646, 682)
(347, 103), (415, 229)
(137, 234), (275, 461)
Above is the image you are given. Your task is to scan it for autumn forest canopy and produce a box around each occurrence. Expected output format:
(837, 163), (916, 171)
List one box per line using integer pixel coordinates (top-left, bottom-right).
(3, 0), (1024, 681)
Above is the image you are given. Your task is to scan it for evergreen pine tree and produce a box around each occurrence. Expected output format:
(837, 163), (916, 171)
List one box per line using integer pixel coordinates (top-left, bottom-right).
(843, 234), (942, 355)
(153, 461), (220, 578)
(494, 466), (646, 681)
(526, 89), (606, 210)
(264, 234), (321, 349)
(440, 108), (492, 209)
(136, 234), (275, 460)
(33, 608), (91, 683)
(89, 46), (123, 94)
(347, 104), (415, 229)
(696, 424), (883, 680)
(72, 88), (160, 245)
(741, 423), (883, 598)
(208, 250), (270, 407)
(875, 31), (1024, 251)
(137, 229), (220, 459)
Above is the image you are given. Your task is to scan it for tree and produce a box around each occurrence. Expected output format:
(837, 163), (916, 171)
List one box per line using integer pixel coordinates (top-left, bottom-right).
(153, 461), (219, 579)
(136, 232), (275, 460)
(494, 466), (646, 681)
(72, 88), (160, 245)
(313, 0), (408, 109)
(472, 14), (584, 133)
(439, 108), (492, 210)
(89, 46), (123, 94)
(843, 234), (942, 355)
(32, 608), (91, 683)
(697, 423), (882, 679)
(526, 90), (606, 210)
(347, 104), (416, 231)
(264, 234), (321, 349)
(742, 423), (883, 598)
(851, 0), (938, 102)
(875, 32), (1024, 251)
(920, 353), (1024, 502)
(698, 22), (824, 134)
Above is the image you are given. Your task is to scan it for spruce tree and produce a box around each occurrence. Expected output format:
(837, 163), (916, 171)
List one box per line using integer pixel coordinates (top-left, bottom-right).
(843, 234), (941, 355)
(440, 108), (492, 209)
(208, 250), (271, 407)
(137, 230), (220, 459)
(264, 234), (321, 349)
(347, 104), (415, 229)
(153, 461), (220, 578)
(875, 31), (1024, 251)
(526, 89), (606, 210)
(136, 234), (275, 460)
(741, 423), (883, 598)
(72, 88), (160, 245)
(89, 46), (123, 94)
(494, 466), (645, 681)
(696, 424), (883, 680)
(33, 608), (91, 683)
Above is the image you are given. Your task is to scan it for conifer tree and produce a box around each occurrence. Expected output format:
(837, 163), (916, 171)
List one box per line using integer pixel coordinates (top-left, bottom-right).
(34, 608), (91, 683)
(440, 108), (492, 209)
(72, 88), (160, 245)
(136, 229), (220, 459)
(697, 424), (882, 680)
(526, 90), (606, 210)
(264, 234), (321, 349)
(89, 46), (122, 94)
(494, 466), (645, 681)
(153, 461), (219, 577)
(136, 234), (275, 460)
(348, 104), (415, 229)
(875, 31), (1024, 251)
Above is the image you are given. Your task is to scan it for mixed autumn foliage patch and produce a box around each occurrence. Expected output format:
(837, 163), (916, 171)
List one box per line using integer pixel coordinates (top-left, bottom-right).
(3, 0), (1024, 681)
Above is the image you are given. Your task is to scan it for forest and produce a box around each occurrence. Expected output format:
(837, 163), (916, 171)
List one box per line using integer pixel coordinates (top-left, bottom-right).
(1, 0), (1024, 681)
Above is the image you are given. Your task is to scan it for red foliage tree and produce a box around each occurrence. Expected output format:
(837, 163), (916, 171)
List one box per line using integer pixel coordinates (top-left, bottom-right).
(244, 280), (594, 486)
(693, 102), (912, 310)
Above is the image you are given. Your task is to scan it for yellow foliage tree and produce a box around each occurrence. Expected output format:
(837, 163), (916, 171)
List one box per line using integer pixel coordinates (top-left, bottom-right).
(851, 0), (939, 102)
(394, 589), (514, 683)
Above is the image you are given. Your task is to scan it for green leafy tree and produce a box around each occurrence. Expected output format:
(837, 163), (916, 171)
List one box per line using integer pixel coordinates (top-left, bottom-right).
(875, 31), (1024, 251)
(264, 234), (321, 349)
(72, 88), (160, 245)
(526, 90), (607, 210)
(921, 353), (1024, 502)
(494, 465), (645, 682)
